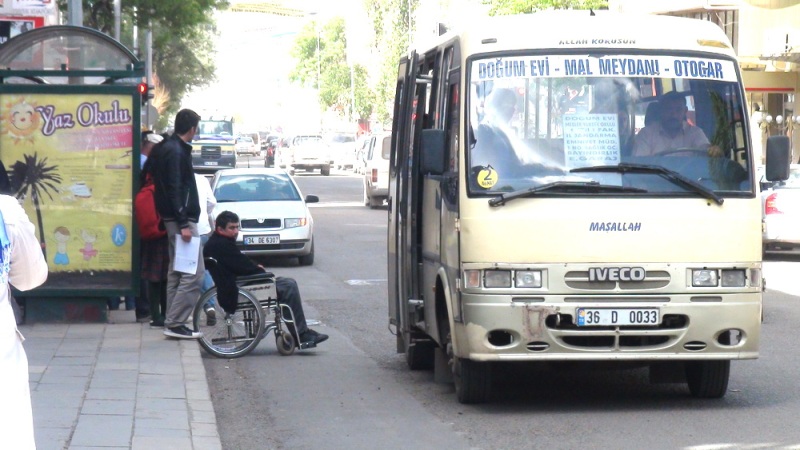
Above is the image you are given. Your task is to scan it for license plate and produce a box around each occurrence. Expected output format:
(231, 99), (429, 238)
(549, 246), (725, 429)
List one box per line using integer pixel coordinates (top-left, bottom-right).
(244, 235), (280, 245)
(204, 161), (218, 166)
(576, 308), (660, 326)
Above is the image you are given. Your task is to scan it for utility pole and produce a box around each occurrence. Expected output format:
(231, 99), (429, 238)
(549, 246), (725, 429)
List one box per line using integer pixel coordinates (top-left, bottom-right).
(145, 28), (153, 129)
(68, 0), (83, 26)
(114, 0), (121, 41)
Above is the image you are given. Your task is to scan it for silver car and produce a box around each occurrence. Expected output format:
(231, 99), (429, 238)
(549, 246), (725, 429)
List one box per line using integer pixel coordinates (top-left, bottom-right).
(211, 168), (318, 265)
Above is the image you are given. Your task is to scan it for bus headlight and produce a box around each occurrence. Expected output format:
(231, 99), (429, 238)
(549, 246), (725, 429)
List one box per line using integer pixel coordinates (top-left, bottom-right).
(515, 270), (542, 288)
(721, 269), (746, 287)
(484, 270), (511, 288)
(692, 269), (718, 287)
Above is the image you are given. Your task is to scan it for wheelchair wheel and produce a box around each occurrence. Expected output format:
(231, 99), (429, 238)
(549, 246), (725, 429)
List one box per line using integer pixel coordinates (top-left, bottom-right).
(193, 288), (265, 358)
(276, 330), (295, 356)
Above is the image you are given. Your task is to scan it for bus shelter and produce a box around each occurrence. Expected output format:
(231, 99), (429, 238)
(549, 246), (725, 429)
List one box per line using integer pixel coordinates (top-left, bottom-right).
(0, 26), (145, 322)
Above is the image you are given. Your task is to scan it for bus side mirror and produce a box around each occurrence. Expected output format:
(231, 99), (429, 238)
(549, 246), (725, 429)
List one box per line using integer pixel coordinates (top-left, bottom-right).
(765, 135), (790, 182)
(420, 129), (446, 175)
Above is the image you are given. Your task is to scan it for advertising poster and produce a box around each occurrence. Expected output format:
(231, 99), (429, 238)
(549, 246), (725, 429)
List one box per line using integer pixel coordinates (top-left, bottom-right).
(0, 93), (134, 291)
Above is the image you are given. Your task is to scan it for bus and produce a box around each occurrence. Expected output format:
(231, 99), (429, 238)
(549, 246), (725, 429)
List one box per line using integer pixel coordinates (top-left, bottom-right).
(191, 115), (237, 171)
(388, 11), (790, 404)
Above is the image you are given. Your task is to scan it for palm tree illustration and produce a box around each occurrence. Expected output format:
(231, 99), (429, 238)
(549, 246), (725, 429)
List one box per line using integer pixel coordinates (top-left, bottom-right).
(11, 153), (62, 260)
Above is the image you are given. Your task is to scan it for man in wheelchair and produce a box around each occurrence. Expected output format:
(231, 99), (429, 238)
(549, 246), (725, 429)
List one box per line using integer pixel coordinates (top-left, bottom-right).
(203, 211), (328, 347)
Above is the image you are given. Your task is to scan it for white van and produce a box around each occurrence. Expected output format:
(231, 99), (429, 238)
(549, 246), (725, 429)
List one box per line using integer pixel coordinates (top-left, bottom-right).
(363, 132), (391, 208)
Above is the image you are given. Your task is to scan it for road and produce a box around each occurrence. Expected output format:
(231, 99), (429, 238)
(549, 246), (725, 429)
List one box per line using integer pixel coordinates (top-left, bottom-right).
(203, 169), (800, 450)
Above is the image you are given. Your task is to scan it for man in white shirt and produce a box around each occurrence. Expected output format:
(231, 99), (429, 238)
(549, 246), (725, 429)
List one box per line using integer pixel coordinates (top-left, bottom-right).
(0, 195), (48, 449)
(194, 173), (217, 323)
(140, 131), (163, 170)
(633, 91), (712, 157)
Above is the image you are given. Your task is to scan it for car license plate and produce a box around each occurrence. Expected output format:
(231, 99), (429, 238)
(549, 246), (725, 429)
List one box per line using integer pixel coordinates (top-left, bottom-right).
(244, 235), (280, 245)
(204, 161), (218, 166)
(576, 308), (660, 326)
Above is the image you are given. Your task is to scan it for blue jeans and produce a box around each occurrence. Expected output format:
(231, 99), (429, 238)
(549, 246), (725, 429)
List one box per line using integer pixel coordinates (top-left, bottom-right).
(200, 233), (215, 302)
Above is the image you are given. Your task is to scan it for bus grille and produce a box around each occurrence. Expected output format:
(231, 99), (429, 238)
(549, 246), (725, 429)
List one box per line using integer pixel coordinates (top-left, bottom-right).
(564, 270), (670, 290)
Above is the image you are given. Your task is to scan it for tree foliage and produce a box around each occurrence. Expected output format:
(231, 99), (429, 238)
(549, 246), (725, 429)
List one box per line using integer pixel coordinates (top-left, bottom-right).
(483, 0), (608, 15)
(289, 17), (374, 122)
(56, 0), (226, 129)
(364, 0), (418, 126)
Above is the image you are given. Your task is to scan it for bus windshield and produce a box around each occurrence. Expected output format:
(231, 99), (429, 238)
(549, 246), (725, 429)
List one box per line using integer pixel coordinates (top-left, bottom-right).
(467, 52), (751, 196)
(198, 120), (233, 137)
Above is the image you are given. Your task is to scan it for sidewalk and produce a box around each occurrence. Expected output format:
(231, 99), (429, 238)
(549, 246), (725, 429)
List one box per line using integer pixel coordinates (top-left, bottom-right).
(20, 309), (221, 450)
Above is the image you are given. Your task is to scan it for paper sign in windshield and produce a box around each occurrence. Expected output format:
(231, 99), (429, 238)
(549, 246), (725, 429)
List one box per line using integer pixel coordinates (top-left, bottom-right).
(563, 114), (621, 169)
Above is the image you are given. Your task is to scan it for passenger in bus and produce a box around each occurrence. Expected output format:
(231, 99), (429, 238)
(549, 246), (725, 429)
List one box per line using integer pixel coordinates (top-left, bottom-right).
(470, 88), (526, 180)
(632, 91), (715, 157)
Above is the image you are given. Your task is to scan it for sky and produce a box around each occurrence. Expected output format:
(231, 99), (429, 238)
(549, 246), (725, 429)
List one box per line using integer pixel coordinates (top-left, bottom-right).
(181, 0), (370, 132)
(180, 0), (487, 132)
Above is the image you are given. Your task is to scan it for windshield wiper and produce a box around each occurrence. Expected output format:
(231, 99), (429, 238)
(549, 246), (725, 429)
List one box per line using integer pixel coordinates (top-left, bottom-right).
(488, 181), (646, 207)
(570, 162), (723, 205)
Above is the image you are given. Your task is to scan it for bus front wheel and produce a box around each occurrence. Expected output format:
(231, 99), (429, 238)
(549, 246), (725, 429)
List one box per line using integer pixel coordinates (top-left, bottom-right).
(453, 356), (492, 404)
(685, 360), (729, 398)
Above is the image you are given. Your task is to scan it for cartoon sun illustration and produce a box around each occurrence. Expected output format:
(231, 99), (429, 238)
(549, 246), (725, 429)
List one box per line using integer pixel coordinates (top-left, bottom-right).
(1, 96), (40, 144)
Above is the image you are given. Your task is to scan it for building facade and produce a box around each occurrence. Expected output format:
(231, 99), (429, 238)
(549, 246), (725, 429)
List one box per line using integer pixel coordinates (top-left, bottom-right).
(610, 0), (800, 163)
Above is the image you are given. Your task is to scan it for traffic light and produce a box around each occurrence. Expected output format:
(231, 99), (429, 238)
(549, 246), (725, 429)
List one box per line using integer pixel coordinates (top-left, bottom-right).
(137, 82), (154, 106)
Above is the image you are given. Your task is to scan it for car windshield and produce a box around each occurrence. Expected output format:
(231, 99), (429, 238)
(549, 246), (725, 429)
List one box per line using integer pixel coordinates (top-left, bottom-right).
(239, 137), (253, 143)
(293, 136), (324, 146)
(467, 52), (753, 198)
(329, 134), (355, 144)
(198, 120), (233, 136)
(215, 173), (300, 202)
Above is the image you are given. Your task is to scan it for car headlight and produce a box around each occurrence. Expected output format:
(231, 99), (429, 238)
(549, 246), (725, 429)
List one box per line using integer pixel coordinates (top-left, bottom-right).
(721, 269), (746, 287)
(484, 270), (511, 288)
(285, 218), (307, 228)
(692, 269), (718, 287)
(515, 270), (542, 288)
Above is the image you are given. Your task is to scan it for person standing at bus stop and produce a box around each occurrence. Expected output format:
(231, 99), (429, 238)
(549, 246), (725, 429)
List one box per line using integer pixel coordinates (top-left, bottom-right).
(0, 194), (48, 449)
(151, 109), (204, 339)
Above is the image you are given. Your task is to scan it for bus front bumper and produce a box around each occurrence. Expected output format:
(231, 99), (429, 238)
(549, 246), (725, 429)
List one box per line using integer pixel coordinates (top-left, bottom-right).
(453, 293), (760, 362)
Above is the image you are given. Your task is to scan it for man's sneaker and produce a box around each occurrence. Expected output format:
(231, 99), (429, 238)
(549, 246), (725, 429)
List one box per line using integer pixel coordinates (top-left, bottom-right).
(205, 306), (217, 326)
(163, 325), (203, 339)
(300, 329), (328, 345)
(149, 318), (165, 328)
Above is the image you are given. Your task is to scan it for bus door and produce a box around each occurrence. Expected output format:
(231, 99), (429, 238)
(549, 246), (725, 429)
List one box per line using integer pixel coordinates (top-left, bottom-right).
(389, 51), (418, 347)
(420, 45), (463, 341)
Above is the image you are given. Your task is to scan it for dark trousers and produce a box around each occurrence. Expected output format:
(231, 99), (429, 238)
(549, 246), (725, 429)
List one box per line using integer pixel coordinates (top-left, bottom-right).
(276, 277), (308, 335)
(147, 280), (167, 322)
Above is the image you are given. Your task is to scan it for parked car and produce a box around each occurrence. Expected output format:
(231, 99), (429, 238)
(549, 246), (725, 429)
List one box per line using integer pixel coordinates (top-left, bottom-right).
(363, 132), (391, 208)
(275, 134), (331, 176)
(210, 168), (318, 265)
(327, 133), (357, 170)
(760, 164), (800, 253)
(234, 136), (259, 157)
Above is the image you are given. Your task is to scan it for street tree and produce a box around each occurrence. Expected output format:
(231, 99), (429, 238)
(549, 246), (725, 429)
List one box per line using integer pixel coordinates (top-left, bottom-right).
(289, 17), (374, 123)
(56, 0), (225, 130)
(364, 0), (418, 126)
(483, 0), (608, 15)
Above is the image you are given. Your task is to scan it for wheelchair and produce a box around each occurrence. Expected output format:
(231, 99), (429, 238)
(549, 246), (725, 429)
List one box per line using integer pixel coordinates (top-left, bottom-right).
(191, 267), (316, 359)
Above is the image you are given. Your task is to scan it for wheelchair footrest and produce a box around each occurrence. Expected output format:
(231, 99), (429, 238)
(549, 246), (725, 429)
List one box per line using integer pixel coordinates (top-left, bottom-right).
(298, 340), (317, 350)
